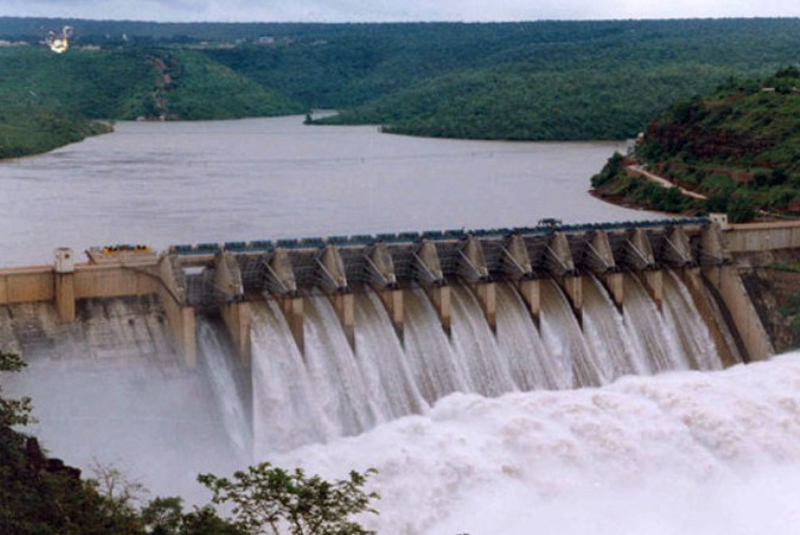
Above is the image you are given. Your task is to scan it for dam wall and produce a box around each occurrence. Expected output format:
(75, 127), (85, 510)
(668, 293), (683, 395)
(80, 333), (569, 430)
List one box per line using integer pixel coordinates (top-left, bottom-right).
(725, 220), (800, 254)
(0, 263), (160, 305)
(0, 217), (791, 370)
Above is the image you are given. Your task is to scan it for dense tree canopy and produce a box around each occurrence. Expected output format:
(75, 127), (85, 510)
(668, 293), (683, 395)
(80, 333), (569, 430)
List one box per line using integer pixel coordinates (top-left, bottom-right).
(5, 18), (800, 157)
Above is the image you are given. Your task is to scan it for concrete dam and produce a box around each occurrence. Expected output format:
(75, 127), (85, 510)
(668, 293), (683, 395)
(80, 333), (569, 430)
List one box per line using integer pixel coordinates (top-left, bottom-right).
(0, 216), (793, 453)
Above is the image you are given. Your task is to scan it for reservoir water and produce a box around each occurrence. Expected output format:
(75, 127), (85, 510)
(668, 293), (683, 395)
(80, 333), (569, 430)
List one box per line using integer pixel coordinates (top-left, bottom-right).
(0, 116), (656, 266)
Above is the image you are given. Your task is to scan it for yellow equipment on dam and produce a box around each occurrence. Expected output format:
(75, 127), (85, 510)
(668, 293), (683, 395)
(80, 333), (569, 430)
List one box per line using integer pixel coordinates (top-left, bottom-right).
(0, 217), (790, 369)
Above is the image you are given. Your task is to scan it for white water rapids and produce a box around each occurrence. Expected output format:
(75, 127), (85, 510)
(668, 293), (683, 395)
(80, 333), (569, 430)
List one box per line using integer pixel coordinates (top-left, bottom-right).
(275, 354), (800, 535)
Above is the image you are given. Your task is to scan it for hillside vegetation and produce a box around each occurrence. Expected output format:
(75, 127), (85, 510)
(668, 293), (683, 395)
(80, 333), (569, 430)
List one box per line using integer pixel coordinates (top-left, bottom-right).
(315, 65), (734, 141)
(5, 18), (800, 157)
(301, 19), (800, 140)
(0, 45), (302, 158)
(592, 67), (800, 221)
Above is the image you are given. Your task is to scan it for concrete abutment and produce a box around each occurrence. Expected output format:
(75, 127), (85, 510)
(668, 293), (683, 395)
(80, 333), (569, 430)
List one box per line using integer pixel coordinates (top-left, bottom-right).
(703, 265), (773, 362)
(220, 301), (252, 367)
(280, 296), (304, 356)
(376, 288), (404, 343)
(425, 285), (451, 337)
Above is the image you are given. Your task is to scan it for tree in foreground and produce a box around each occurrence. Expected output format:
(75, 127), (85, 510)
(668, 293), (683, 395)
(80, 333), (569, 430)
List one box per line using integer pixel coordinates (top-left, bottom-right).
(198, 462), (379, 535)
(0, 351), (33, 428)
(141, 497), (247, 535)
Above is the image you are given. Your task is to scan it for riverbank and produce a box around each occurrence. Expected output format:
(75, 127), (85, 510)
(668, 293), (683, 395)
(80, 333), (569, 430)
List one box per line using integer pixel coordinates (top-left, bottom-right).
(0, 112), (113, 161)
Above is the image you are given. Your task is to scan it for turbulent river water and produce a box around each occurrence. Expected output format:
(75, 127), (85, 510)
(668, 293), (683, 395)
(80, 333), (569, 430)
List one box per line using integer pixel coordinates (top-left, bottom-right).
(2, 116), (796, 535)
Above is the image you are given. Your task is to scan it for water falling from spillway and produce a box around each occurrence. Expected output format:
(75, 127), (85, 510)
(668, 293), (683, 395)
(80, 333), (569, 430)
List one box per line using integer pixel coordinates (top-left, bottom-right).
(401, 287), (468, 403)
(582, 276), (648, 379)
(196, 319), (251, 458)
(241, 273), (732, 452)
(539, 279), (604, 388)
(354, 291), (428, 420)
(251, 300), (328, 453)
(494, 283), (557, 390)
(662, 270), (723, 371)
(622, 273), (689, 373)
(303, 295), (382, 433)
(449, 285), (517, 396)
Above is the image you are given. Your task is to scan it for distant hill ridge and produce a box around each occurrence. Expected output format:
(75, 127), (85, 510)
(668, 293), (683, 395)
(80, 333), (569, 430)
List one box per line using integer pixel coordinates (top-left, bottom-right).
(5, 18), (800, 158)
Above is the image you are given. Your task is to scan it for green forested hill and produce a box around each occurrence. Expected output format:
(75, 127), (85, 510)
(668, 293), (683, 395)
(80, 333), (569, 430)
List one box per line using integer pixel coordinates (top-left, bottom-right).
(302, 19), (800, 140)
(143, 49), (301, 120)
(5, 17), (800, 156)
(0, 47), (303, 121)
(592, 67), (800, 221)
(314, 64), (736, 140)
(0, 46), (302, 158)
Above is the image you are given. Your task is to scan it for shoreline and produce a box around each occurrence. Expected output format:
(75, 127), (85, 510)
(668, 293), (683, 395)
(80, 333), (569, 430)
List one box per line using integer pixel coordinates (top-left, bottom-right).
(0, 120), (114, 164)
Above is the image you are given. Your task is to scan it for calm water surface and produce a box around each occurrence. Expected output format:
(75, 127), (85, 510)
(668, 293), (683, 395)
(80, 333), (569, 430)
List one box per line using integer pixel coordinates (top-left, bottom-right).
(0, 116), (657, 266)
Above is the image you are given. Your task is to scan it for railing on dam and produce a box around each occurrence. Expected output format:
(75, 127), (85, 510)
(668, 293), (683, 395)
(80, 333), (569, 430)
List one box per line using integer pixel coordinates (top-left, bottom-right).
(168, 217), (712, 256)
(167, 217), (714, 304)
(0, 216), (779, 369)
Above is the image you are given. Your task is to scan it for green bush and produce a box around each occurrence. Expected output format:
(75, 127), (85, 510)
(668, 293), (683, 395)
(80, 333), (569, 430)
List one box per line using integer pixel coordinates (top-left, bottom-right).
(591, 152), (625, 188)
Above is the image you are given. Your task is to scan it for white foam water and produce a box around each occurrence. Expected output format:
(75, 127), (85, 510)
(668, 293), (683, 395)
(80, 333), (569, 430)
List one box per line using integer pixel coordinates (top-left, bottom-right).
(449, 285), (517, 396)
(494, 283), (556, 390)
(354, 291), (429, 420)
(275, 354), (800, 535)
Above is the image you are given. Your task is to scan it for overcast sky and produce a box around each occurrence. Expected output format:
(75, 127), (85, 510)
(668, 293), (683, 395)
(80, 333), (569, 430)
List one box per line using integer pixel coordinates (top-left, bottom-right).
(2, 0), (800, 23)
